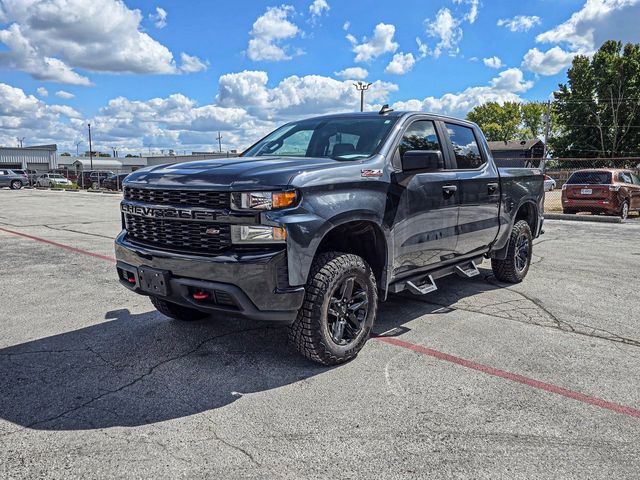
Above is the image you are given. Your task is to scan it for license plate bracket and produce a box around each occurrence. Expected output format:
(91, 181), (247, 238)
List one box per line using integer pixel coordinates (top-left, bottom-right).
(581, 188), (592, 195)
(138, 266), (171, 296)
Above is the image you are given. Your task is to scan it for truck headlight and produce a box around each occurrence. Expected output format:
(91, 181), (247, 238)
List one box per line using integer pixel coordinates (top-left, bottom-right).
(231, 225), (287, 244)
(231, 191), (297, 211)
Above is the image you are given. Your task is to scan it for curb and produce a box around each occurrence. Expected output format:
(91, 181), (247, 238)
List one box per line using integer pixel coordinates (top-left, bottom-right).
(545, 213), (622, 223)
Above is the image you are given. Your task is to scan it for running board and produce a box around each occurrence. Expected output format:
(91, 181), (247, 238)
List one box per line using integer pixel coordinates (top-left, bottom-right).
(406, 275), (438, 295)
(455, 260), (480, 278)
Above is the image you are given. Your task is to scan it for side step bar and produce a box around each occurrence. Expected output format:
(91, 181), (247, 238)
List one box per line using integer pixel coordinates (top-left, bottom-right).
(406, 275), (438, 295)
(455, 260), (480, 278)
(388, 256), (484, 296)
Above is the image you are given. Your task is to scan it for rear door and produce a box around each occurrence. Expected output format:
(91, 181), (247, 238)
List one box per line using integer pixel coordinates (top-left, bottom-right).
(564, 171), (612, 201)
(390, 118), (459, 275)
(622, 171), (640, 209)
(443, 122), (500, 257)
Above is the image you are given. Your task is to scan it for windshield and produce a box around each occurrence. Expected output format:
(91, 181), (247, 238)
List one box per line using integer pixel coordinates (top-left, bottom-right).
(50, 175), (65, 179)
(566, 171), (612, 185)
(242, 117), (397, 160)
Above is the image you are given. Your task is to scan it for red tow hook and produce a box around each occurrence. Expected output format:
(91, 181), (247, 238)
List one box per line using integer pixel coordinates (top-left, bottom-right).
(192, 290), (209, 301)
(127, 275), (136, 284)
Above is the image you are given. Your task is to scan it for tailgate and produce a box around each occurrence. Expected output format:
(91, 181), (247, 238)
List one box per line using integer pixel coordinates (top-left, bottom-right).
(565, 184), (610, 200)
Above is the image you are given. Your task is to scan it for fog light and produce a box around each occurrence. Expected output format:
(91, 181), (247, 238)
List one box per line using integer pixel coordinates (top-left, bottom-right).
(231, 225), (287, 244)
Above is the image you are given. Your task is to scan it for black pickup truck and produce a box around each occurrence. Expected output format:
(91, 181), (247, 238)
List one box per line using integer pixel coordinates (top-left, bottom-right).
(115, 109), (544, 365)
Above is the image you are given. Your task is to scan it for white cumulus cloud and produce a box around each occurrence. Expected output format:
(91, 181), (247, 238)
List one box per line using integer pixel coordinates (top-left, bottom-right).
(425, 8), (463, 58)
(483, 56), (503, 69)
(0, 0), (205, 85)
(36, 87), (48, 97)
(385, 53), (416, 75)
(149, 6), (167, 29)
(497, 15), (541, 32)
(247, 5), (301, 61)
(179, 53), (208, 73)
(347, 23), (399, 63)
(521, 46), (576, 76)
(309, 0), (329, 18)
(55, 90), (75, 99)
(334, 67), (369, 80)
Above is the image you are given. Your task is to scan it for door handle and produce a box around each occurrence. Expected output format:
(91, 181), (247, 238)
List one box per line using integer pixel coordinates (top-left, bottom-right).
(442, 184), (457, 196)
(487, 182), (499, 194)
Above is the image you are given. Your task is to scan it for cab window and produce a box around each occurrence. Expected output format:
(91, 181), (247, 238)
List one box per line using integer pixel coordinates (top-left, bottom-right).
(445, 123), (485, 169)
(619, 172), (633, 184)
(399, 120), (442, 156)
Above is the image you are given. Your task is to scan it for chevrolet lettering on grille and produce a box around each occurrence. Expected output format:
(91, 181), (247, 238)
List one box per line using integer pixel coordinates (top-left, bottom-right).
(121, 202), (218, 222)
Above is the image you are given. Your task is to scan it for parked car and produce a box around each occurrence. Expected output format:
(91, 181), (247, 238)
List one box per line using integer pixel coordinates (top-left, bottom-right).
(77, 170), (114, 189)
(102, 173), (129, 191)
(543, 174), (556, 191)
(0, 169), (25, 189)
(561, 169), (640, 219)
(36, 173), (74, 187)
(115, 109), (544, 365)
(10, 169), (30, 187)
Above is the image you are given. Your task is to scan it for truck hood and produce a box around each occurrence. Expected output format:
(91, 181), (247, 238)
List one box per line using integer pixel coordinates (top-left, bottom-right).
(124, 156), (344, 190)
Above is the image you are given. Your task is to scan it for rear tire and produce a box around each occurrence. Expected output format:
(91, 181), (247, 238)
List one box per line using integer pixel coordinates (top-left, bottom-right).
(150, 296), (209, 321)
(491, 220), (532, 284)
(10, 180), (22, 190)
(289, 252), (377, 366)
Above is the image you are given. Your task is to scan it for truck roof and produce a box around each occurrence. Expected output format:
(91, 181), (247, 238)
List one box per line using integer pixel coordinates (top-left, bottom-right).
(301, 111), (478, 128)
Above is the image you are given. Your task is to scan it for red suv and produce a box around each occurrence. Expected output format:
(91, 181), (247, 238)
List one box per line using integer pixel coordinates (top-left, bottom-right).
(561, 169), (640, 219)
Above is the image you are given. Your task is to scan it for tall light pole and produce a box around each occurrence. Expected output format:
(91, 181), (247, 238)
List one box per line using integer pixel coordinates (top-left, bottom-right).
(353, 82), (372, 112)
(74, 140), (83, 157)
(17, 137), (25, 148)
(87, 123), (93, 170)
(216, 131), (223, 153)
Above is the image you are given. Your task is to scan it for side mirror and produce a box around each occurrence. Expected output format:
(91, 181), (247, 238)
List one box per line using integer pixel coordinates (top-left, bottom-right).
(401, 150), (444, 173)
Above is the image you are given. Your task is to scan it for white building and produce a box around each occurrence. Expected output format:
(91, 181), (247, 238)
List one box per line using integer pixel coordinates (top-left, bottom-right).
(0, 145), (58, 173)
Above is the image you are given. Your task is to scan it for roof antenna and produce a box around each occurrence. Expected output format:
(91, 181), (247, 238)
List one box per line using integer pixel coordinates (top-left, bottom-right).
(379, 104), (394, 115)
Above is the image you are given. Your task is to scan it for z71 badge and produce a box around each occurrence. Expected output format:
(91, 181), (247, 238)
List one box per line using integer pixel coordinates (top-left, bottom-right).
(361, 169), (383, 177)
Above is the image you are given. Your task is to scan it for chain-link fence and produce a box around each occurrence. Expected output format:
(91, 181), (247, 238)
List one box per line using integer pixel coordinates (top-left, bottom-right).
(542, 157), (640, 218)
(33, 168), (135, 193)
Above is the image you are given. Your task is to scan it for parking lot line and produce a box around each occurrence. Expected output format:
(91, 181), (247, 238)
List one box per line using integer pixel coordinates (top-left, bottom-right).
(3, 224), (639, 420)
(375, 336), (640, 419)
(0, 226), (116, 263)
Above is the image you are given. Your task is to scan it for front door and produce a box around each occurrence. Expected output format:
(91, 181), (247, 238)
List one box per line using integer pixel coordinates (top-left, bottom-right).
(389, 119), (459, 276)
(0, 170), (9, 187)
(443, 122), (501, 257)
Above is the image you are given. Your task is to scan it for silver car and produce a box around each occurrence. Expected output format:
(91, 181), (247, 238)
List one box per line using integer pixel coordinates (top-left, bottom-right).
(0, 169), (25, 189)
(544, 174), (557, 192)
(36, 173), (73, 187)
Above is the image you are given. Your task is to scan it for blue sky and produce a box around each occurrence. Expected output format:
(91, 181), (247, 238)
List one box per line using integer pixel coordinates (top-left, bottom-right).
(1, 0), (639, 154)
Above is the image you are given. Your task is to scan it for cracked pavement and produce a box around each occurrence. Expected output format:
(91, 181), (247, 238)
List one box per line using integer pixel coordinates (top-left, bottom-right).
(1, 189), (639, 479)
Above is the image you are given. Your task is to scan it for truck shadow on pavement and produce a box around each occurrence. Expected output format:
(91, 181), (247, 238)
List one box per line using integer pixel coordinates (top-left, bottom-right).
(0, 269), (507, 431)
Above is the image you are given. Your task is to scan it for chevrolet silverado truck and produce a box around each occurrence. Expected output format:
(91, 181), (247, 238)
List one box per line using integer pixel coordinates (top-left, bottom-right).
(115, 109), (544, 365)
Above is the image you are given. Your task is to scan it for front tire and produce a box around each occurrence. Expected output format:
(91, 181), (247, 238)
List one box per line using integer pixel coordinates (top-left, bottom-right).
(289, 252), (377, 366)
(150, 296), (209, 321)
(491, 220), (533, 283)
(10, 180), (22, 190)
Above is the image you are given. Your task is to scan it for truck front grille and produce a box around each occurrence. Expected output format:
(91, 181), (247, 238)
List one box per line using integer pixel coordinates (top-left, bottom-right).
(124, 214), (231, 254)
(124, 187), (229, 210)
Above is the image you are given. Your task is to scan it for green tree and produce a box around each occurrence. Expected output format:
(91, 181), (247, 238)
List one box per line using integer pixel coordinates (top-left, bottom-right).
(466, 101), (521, 142)
(520, 102), (547, 140)
(552, 40), (640, 158)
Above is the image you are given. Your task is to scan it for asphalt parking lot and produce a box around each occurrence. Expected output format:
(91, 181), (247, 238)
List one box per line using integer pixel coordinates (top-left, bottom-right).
(1, 189), (639, 479)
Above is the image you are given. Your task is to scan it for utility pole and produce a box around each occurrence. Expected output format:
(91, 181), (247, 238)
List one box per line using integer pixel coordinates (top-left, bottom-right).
(87, 123), (93, 170)
(17, 137), (25, 148)
(110, 146), (117, 158)
(353, 82), (372, 112)
(75, 140), (83, 157)
(542, 100), (552, 163)
(216, 131), (223, 153)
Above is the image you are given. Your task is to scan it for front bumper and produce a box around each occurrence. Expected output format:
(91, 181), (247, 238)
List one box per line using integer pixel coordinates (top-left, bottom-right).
(114, 231), (304, 322)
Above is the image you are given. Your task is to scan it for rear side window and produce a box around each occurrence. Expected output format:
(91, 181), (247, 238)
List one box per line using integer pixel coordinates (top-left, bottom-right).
(619, 172), (633, 184)
(399, 120), (442, 156)
(445, 123), (485, 169)
(566, 171), (612, 185)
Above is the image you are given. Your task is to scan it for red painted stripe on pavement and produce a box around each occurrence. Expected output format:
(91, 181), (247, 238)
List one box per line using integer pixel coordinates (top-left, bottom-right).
(376, 336), (640, 419)
(0, 226), (116, 263)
